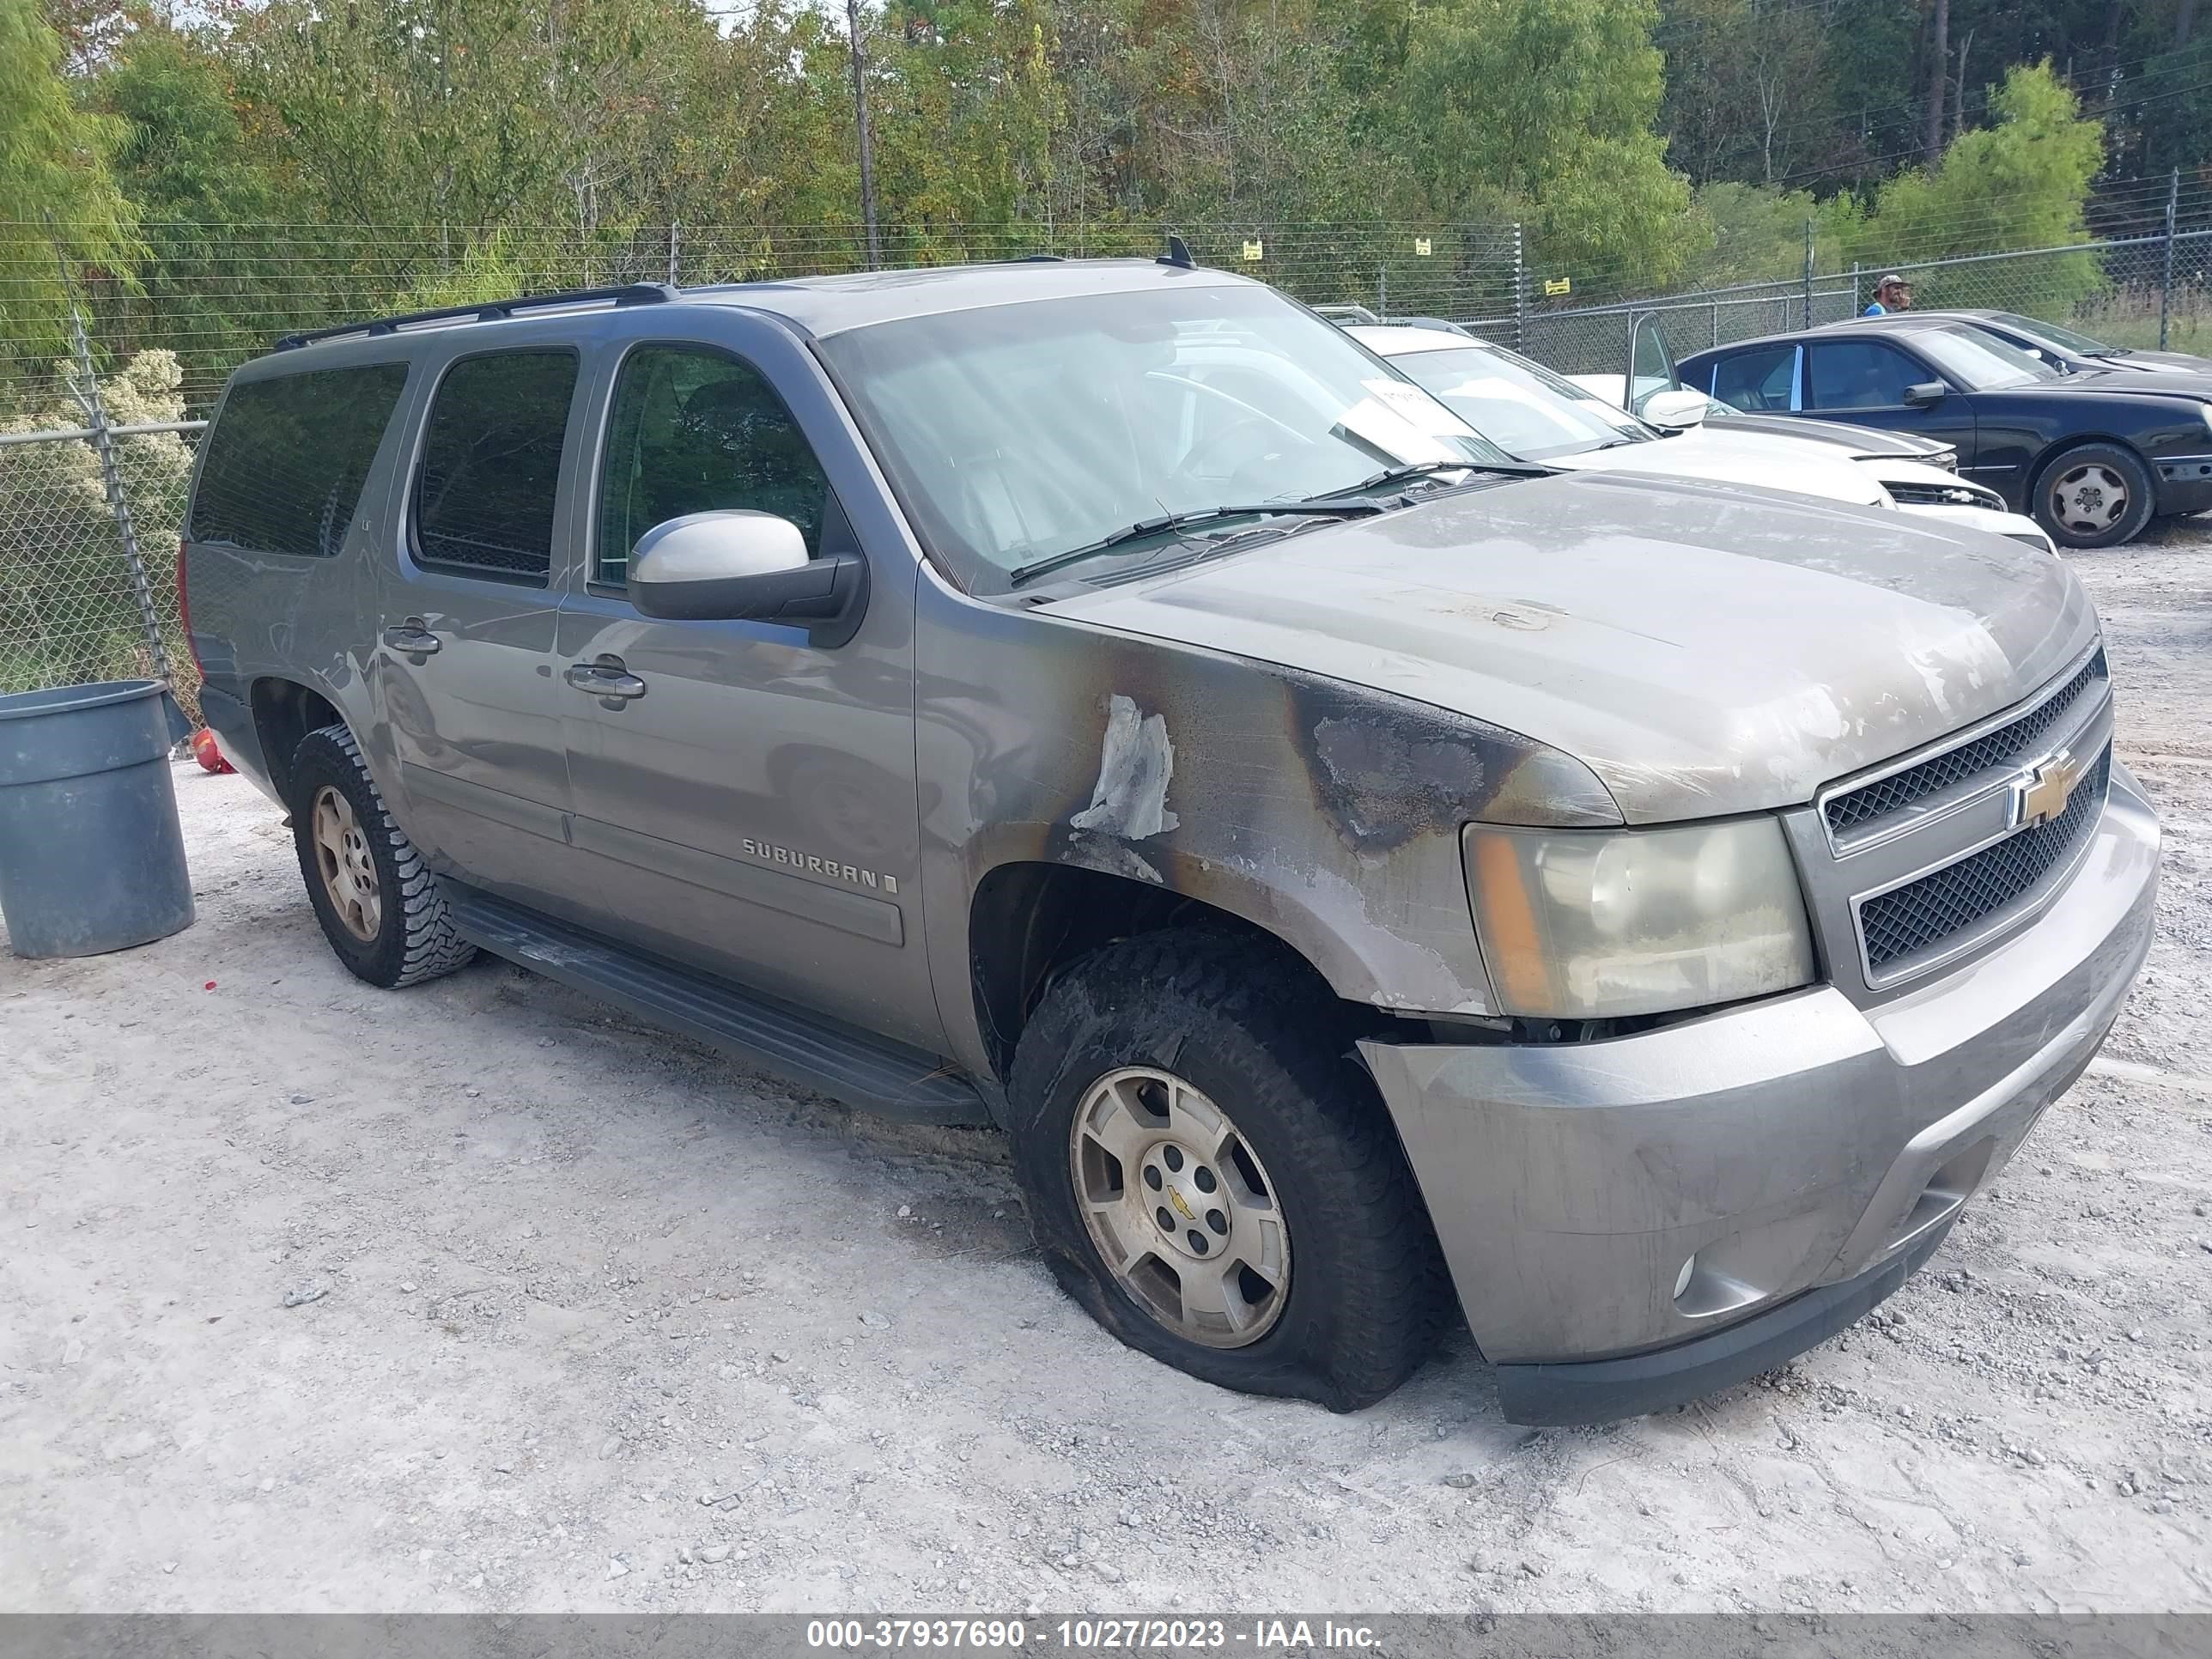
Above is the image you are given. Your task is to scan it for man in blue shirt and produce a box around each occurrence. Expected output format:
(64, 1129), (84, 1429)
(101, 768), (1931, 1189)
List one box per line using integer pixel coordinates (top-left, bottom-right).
(1865, 274), (1911, 315)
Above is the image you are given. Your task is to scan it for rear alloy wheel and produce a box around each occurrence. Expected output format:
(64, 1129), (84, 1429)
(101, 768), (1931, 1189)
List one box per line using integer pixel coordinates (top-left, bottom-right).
(289, 722), (477, 988)
(2036, 443), (2155, 549)
(310, 786), (381, 943)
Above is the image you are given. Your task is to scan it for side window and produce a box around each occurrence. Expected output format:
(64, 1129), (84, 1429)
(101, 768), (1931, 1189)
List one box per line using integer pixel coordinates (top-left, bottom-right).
(413, 350), (579, 581)
(190, 364), (409, 557)
(1710, 345), (1796, 412)
(1805, 343), (1922, 411)
(596, 344), (832, 586)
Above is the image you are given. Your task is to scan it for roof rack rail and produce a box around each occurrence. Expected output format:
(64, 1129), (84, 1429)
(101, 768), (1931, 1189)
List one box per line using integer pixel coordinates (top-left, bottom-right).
(273, 283), (680, 351)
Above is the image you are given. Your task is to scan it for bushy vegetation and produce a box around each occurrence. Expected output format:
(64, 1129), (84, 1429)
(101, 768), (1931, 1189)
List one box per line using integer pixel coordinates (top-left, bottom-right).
(0, 0), (2185, 395)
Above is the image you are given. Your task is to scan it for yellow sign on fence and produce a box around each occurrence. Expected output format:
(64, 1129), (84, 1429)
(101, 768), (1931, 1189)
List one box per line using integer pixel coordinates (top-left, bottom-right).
(1543, 276), (1572, 296)
(1413, 237), (1432, 257)
(1242, 240), (1265, 262)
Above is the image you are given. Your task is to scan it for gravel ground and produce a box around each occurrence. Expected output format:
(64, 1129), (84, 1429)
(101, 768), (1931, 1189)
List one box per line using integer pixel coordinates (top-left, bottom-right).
(2, 527), (2209, 1617)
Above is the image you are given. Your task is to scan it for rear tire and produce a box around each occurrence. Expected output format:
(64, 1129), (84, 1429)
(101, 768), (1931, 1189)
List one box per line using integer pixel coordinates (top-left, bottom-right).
(2033, 443), (2155, 549)
(1007, 929), (1443, 1411)
(289, 723), (477, 988)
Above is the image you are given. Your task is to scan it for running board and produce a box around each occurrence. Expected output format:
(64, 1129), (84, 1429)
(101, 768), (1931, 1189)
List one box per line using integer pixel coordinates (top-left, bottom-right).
(441, 884), (992, 1127)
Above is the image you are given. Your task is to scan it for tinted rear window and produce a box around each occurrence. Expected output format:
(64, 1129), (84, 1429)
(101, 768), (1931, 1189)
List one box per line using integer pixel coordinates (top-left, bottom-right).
(412, 350), (579, 580)
(189, 364), (409, 556)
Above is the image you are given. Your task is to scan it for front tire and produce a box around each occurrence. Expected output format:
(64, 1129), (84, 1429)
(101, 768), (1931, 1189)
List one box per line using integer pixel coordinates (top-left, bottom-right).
(289, 723), (477, 988)
(2034, 443), (2155, 549)
(1008, 930), (1442, 1410)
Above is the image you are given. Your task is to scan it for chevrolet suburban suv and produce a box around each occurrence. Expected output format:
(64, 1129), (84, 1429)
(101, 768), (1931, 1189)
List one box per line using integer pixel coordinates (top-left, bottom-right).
(181, 260), (2159, 1425)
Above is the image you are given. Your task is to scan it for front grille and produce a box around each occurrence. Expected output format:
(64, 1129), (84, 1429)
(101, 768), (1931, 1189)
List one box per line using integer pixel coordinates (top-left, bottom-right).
(1859, 748), (2110, 975)
(1887, 480), (2006, 511)
(1825, 650), (2107, 838)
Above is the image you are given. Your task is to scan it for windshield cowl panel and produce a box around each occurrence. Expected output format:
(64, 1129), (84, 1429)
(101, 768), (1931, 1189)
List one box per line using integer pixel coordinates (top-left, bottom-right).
(817, 284), (1517, 595)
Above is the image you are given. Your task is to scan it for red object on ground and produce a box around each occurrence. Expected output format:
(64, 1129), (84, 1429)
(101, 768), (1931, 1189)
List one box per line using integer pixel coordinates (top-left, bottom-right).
(191, 727), (234, 774)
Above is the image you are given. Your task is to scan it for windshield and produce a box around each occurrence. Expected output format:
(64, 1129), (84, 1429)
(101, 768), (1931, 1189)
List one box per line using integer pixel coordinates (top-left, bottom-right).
(1382, 343), (1650, 459)
(1914, 326), (2062, 390)
(1988, 311), (2115, 356)
(817, 285), (1515, 593)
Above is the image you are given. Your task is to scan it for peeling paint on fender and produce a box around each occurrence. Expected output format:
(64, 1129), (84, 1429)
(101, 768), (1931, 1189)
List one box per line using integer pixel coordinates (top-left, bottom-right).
(1071, 693), (1179, 840)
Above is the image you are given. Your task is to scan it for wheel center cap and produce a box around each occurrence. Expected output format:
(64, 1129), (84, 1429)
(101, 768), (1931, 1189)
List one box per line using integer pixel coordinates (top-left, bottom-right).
(1139, 1141), (1227, 1261)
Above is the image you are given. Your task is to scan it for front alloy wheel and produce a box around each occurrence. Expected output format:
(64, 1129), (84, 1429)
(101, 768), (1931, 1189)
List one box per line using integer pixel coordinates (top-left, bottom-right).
(1070, 1066), (1291, 1347)
(1008, 928), (1444, 1411)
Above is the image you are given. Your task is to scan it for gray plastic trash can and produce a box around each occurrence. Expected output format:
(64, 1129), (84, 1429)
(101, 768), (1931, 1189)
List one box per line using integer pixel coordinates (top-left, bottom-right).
(0, 679), (195, 958)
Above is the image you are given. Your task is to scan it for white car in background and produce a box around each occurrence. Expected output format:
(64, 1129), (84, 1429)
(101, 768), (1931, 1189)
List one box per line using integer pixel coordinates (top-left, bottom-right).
(1343, 322), (2057, 553)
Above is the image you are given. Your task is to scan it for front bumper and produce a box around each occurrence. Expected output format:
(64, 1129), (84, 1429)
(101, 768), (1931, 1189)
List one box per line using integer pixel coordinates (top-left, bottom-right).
(2150, 456), (2212, 515)
(1360, 767), (2159, 1425)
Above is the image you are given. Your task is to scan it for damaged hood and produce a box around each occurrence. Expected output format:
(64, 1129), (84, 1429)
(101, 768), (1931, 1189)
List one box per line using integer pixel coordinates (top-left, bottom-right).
(1051, 470), (2099, 823)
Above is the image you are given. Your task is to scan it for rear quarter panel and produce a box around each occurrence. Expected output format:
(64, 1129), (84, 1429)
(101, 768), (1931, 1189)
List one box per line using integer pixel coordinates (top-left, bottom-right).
(182, 348), (422, 802)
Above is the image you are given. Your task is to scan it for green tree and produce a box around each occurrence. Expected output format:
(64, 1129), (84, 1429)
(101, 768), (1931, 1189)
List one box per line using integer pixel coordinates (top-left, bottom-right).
(1848, 61), (2105, 313)
(1, 0), (137, 371)
(1659, 0), (1833, 185)
(1689, 181), (1856, 284)
(90, 26), (302, 398)
(877, 0), (1064, 250)
(1398, 0), (1694, 289)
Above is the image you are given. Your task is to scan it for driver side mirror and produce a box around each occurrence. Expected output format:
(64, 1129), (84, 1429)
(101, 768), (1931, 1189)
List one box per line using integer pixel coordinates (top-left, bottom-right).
(630, 510), (867, 642)
(1903, 380), (1947, 408)
(1640, 389), (1711, 430)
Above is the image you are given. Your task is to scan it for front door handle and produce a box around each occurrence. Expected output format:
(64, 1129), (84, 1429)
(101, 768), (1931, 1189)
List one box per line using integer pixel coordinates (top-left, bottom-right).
(382, 621), (441, 656)
(564, 657), (647, 702)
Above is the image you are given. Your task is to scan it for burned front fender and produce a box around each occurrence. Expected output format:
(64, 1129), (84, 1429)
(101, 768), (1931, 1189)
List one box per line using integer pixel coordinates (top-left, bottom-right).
(913, 574), (1622, 1082)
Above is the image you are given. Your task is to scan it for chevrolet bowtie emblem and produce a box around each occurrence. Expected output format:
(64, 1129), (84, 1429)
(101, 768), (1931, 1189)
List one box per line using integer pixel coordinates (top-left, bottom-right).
(2012, 749), (2087, 830)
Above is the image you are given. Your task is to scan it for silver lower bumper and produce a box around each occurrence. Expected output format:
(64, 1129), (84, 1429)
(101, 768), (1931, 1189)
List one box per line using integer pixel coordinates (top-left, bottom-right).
(1360, 766), (2159, 1410)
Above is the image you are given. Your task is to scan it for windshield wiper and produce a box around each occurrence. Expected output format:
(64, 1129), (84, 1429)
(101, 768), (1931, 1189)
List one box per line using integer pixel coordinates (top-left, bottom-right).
(1006, 501), (1389, 587)
(1320, 457), (1551, 498)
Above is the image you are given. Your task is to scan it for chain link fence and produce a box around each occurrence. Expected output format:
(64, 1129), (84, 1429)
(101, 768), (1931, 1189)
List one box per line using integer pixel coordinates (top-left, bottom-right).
(1483, 171), (2212, 376)
(9, 219), (1522, 416)
(0, 422), (197, 713)
(1489, 232), (2212, 375)
(0, 217), (1519, 722)
(5, 204), (2209, 724)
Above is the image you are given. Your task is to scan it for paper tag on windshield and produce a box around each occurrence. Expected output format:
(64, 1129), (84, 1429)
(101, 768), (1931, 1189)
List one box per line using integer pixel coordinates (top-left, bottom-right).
(1361, 377), (1482, 440)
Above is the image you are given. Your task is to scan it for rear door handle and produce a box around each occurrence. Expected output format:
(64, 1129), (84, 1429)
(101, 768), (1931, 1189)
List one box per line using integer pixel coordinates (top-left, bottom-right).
(382, 622), (441, 656)
(564, 658), (647, 702)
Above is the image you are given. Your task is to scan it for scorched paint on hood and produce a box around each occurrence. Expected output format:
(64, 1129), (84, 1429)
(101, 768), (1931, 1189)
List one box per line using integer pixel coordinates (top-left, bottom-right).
(1050, 470), (2097, 823)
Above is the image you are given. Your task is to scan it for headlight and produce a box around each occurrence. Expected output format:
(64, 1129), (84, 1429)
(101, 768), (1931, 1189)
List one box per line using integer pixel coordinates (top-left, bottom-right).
(1464, 817), (1815, 1019)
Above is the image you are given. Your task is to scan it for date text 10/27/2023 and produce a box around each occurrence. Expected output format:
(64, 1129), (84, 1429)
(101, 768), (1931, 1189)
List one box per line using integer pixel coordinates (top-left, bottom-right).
(805, 1620), (1382, 1651)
